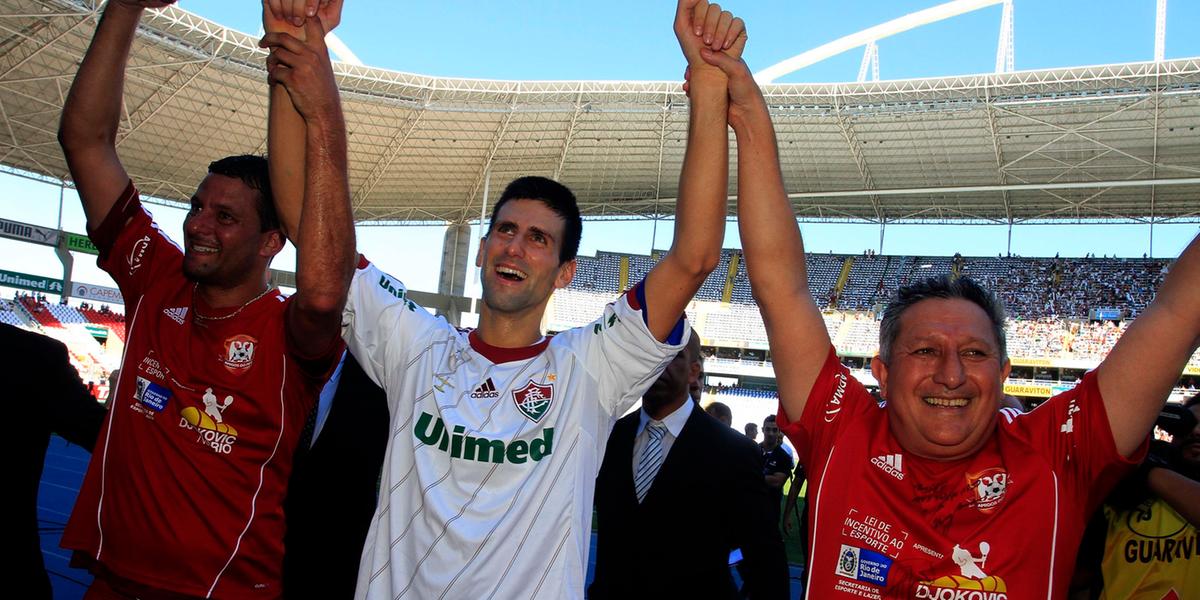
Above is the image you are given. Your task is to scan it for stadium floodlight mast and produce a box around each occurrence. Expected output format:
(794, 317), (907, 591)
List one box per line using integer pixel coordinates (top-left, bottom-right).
(755, 0), (1011, 83)
(1155, 0), (1167, 62)
(995, 0), (1014, 73)
(856, 41), (879, 83)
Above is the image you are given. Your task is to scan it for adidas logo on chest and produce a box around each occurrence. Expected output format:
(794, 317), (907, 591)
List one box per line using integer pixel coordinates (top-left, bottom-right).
(163, 306), (188, 324)
(470, 378), (500, 399)
(871, 453), (905, 481)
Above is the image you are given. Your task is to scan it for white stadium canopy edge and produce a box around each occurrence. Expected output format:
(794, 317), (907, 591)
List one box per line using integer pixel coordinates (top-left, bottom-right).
(2, 0), (1199, 226)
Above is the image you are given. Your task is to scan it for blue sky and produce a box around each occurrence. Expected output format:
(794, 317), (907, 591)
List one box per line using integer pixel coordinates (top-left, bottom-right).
(2, 0), (1198, 299)
(194, 1), (1200, 82)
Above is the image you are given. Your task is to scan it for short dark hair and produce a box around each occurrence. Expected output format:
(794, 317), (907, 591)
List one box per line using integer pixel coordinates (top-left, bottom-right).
(487, 176), (581, 263)
(208, 155), (278, 232)
(763, 414), (777, 426)
(705, 401), (732, 422)
(878, 275), (1007, 364)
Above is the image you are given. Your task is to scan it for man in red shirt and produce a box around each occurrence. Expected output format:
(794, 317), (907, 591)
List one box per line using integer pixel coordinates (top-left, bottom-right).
(695, 28), (1200, 600)
(57, 1), (355, 597)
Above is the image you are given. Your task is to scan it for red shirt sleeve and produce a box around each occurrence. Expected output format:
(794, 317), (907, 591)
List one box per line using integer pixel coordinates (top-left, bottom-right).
(92, 182), (183, 305)
(1006, 370), (1146, 511)
(778, 345), (877, 470)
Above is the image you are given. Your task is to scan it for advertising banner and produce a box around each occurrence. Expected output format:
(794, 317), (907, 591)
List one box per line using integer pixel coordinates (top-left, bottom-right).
(0, 217), (58, 246)
(1003, 382), (1054, 398)
(71, 282), (124, 305)
(64, 232), (99, 255)
(0, 269), (63, 293)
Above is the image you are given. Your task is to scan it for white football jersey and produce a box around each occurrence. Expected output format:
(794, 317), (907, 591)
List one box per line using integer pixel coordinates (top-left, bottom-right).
(343, 261), (686, 599)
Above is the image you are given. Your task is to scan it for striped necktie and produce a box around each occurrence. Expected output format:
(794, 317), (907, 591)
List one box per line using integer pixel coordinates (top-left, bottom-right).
(634, 422), (668, 503)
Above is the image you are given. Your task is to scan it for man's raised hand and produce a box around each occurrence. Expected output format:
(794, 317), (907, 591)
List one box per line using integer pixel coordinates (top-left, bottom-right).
(263, 0), (342, 36)
(696, 36), (762, 130)
(260, 15), (341, 123)
(675, 0), (743, 70)
(679, 5), (747, 97)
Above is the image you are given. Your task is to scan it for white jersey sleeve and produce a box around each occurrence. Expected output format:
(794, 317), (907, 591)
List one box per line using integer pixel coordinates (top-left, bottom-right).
(342, 259), (446, 407)
(553, 282), (689, 418)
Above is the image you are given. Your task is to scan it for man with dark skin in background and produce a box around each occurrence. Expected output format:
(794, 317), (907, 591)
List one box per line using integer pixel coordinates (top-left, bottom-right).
(592, 331), (789, 598)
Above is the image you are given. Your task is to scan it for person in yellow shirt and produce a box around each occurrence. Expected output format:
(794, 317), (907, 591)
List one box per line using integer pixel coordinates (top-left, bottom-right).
(1100, 395), (1200, 599)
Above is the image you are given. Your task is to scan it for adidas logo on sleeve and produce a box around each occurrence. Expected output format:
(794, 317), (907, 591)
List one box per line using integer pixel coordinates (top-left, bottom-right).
(470, 378), (500, 399)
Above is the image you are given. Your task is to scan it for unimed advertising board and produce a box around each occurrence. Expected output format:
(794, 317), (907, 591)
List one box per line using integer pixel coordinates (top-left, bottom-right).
(0, 269), (63, 293)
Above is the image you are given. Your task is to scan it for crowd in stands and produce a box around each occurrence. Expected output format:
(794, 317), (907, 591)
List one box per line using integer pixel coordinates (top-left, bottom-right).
(957, 254), (1169, 319)
(708, 385), (777, 400)
(6, 292), (124, 395)
(11, 246), (1196, 397)
(8, 249), (1198, 398)
(563, 249), (1170, 319)
(551, 249), (1199, 370)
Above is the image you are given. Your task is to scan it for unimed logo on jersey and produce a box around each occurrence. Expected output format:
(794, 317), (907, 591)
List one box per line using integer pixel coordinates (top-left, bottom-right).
(512, 380), (553, 422)
(377, 274), (418, 311)
(414, 412), (553, 465)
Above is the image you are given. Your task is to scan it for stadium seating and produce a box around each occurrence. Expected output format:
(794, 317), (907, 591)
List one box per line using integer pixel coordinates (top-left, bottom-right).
(79, 306), (126, 342)
(13, 250), (1197, 401)
(19, 296), (62, 328)
(9, 297), (125, 384)
(46, 303), (88, 324)
(553, 250), (1200, 372)
(0, 299), (28, 327)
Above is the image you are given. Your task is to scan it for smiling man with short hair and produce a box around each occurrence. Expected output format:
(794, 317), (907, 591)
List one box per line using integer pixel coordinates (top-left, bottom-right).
(693, 23), (1200, 598)
(264, 1), (740, 596)
(57, 1), (355, 597)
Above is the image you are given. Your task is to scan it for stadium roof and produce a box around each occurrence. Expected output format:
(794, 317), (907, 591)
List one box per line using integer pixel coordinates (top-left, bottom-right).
(3, 0), (1199, 225)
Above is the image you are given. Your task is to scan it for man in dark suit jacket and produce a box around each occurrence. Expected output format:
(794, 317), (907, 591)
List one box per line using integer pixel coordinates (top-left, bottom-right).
(2, 323), (105, 599)
(590, 330), (789, 599)
(283, 351), (389, 599)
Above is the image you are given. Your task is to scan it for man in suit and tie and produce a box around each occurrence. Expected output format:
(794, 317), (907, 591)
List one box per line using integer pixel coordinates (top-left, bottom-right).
(590, 330), (790, 598)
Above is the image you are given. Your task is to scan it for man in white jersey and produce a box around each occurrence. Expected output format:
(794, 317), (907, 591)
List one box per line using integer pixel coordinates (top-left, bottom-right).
(263, 0), (743, 596)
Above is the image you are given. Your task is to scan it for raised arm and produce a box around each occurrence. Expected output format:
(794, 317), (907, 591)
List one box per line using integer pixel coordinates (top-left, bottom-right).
(1097, 233), (1200, 456)
(263, 0), (342, 238)
(639, 0), (742, 341)
(697, 45), (831, 424)
(58, 1), (175, 231)
(260, 8), (355, 358)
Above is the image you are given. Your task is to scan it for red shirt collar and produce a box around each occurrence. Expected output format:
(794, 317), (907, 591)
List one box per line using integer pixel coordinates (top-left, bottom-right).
(468, 330), (550, 364)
